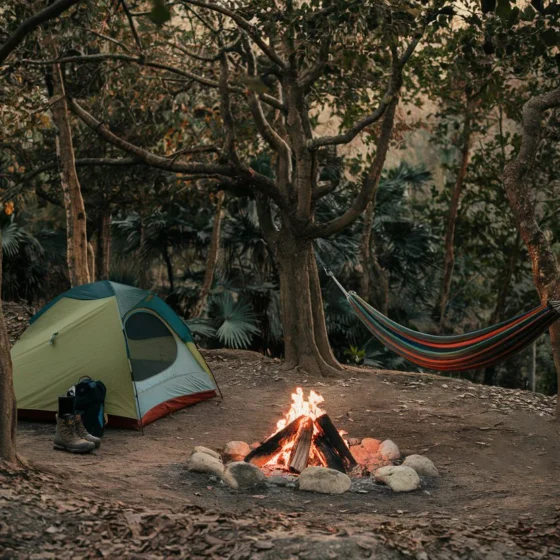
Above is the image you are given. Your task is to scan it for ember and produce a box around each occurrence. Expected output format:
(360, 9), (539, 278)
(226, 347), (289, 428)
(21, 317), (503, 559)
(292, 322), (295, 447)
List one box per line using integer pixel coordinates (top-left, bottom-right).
(245, 388), (357, 475)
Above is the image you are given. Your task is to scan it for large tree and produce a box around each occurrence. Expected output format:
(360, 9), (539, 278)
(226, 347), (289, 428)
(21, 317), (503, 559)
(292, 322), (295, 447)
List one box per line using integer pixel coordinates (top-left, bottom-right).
(503, 87), (560, 417)
(37, 0), (453, 376)
(0, 0), (86, 463)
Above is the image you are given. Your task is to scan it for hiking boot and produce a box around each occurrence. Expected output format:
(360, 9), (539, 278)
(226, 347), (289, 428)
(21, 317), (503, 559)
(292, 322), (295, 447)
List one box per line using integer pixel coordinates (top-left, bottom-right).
(74, 414), (101, 448)
(53, 415), (95, 454)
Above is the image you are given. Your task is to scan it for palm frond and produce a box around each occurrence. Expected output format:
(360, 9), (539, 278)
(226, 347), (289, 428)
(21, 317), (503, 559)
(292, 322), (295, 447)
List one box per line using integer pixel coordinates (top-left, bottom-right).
(209, 293), (260, 349)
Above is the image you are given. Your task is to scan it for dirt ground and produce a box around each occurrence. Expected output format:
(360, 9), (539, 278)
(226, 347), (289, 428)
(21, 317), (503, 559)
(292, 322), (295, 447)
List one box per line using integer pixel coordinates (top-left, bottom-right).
(8, 348), (559, 559)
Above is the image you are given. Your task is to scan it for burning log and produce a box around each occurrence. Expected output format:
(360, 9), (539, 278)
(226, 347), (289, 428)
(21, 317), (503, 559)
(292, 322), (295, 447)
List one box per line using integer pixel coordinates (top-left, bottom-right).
(245, 415), (306, 467)
(316, 414), (357, 471)
(314, 431), (346, 473)
(288, 417), (314, 473)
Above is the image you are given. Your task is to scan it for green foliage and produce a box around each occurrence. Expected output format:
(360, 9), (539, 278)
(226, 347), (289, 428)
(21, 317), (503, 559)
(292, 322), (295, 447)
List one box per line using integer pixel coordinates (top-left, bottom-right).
(344, 345), (366, 365)
(149, 0), (171, 25)
(208, 292), (260, 350)
(1, 211), (67, 303)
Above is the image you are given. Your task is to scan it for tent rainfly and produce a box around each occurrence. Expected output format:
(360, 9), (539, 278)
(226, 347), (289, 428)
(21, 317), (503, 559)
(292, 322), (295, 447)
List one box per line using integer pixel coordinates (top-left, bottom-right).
(11, 281), (219, 429)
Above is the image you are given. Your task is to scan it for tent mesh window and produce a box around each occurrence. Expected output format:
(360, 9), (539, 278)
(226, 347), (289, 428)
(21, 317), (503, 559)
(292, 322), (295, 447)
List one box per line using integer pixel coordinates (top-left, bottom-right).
(125, 312), (178, 381)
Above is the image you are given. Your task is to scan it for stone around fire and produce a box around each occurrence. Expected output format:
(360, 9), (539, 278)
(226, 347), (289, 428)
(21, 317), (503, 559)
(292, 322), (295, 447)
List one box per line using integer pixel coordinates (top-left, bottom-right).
(193, 446), (221, 461)
(186, 452), (225, 477)
(223, 441), (251, 462)
(361, 438), (382, 454)
(374, 465), (420, 492)
(378, 440), (401, 461)
(299, 467), (352, 494)
(403, 454), (439, 477)
(222, 461), (266, 490)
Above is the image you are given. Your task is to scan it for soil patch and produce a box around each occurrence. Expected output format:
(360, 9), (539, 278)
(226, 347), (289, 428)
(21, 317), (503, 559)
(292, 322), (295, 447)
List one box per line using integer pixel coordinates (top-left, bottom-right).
(16, 349), (560, 526)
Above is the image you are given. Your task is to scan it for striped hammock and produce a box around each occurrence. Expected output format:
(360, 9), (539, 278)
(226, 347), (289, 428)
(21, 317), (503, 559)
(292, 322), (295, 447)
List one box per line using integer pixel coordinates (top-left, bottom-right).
(321, 261), (560, 371)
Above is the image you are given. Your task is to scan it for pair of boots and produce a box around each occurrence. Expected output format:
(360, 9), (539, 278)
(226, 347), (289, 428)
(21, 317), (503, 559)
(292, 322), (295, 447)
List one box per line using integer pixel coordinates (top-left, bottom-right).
(54, 396), (101, 454)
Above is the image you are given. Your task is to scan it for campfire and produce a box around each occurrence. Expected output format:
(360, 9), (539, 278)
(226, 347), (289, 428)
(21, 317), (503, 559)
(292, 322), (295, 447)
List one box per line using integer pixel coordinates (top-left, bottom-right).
(186, 387), (440, 494)
(244, 388), (358, 475)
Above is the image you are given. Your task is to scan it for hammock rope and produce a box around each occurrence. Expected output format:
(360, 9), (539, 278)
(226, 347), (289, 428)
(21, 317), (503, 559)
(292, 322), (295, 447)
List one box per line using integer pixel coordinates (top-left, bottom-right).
(316, 255), (560, 371)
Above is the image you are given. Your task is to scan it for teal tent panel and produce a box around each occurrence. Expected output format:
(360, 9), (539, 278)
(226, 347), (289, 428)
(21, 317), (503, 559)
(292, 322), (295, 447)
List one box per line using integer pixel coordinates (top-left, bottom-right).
(109, 282), (149, 319)
(131, 295), (194, 343)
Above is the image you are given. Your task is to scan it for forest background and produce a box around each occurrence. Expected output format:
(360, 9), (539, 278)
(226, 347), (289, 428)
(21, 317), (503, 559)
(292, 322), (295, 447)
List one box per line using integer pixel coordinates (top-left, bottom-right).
(1, 0), (559, 399)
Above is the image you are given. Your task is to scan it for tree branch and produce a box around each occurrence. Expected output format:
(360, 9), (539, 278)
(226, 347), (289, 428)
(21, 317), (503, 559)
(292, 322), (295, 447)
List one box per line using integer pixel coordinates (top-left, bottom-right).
(306, 76), (402, 238)
(119, 0), (143, 52)
(243, 38), (292, 187)
(312, 180), (337, 201)
(308, 29), (424, 150)
(219, 52), (239, 165)
(68, 98), (287, 208)
(180, 0), (286, 70)
(80, 27), (133, 53)
(255, 193), (279, 244)
(503, 86), (560, 299)
(0, 0), (83, 65)
(1, 157), (146, 201)
(24, 53), (224, 89)
(298, 37), (330, 92)
(23, 53), (285, 111)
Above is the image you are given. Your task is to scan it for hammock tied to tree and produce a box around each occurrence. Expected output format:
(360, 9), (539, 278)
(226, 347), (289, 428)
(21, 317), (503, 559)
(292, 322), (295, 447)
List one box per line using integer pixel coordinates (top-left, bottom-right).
(317, 256), (560, 371)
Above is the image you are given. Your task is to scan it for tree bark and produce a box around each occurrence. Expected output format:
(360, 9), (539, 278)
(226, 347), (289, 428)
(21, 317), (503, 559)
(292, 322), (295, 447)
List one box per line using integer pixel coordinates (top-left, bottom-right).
(502, 86), (560, 417)
(163, 245), (174, 292)
(0, 233), (17, 463)
(275, 228), (340, 377)
(87, 242), (95, 282)
(359, 216), (390, 314)
(434, 107), (472, 329)
(136, 218), (150, 290)
(96, 207), (111, 280)
(191, 191), (225, 318)
(50, 57), (91, 287)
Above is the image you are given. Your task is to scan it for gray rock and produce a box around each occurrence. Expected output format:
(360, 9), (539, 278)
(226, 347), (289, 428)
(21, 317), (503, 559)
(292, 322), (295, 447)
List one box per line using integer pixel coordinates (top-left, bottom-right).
(223, 440), (251, 462)
(193, 446), (221, 460)
(299, 467), (351, 494)
(374, 465), (420, 492)
(378, 440), (401, 461)
(222, 461), (266, 489)
(403, 454), (439, 477)
(186, 452), (224, 477)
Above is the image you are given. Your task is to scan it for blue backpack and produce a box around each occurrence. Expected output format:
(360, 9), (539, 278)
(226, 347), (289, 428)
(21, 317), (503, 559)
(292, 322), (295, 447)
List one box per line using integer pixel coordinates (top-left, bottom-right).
(68, 377), (107, 437)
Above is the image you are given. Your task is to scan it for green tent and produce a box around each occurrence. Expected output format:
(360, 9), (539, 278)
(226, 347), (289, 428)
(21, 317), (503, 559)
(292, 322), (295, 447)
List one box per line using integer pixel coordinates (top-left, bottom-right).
(11, 281), (218, 429)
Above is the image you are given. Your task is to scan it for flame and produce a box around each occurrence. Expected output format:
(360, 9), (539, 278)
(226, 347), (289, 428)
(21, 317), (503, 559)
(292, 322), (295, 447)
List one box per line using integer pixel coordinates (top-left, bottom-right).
(274, 388), (325, 434)
(264, 388), (326, 470)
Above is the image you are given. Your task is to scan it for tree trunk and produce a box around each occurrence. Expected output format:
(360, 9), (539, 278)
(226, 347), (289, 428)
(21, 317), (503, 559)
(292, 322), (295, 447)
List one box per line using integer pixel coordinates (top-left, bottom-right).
(163, 246), (174, 292)
(191, 191), (225, 318)
(50, 58), (90, 287)
(275, 229), (340, 377)
(137, 219), (150, 290)
(87, 242), (95, 282)
(0, 233), (17, 463)
(96, 208), (111, 280)
(359, 202), (390, 314)
(434, 109), (472, 329)
(502, 86), (560, 417)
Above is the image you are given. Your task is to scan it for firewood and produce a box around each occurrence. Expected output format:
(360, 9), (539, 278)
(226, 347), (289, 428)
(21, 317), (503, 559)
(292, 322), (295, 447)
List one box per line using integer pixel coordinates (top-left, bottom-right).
(288, 417), (314, 473)
(316, 414), (357, 470)
(314, 431), (346, 473)
(245, 415), (306, 467)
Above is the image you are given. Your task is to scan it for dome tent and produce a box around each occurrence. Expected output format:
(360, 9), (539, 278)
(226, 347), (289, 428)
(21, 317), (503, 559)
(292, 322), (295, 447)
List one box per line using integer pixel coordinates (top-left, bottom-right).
(12, 281), (219, 429)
